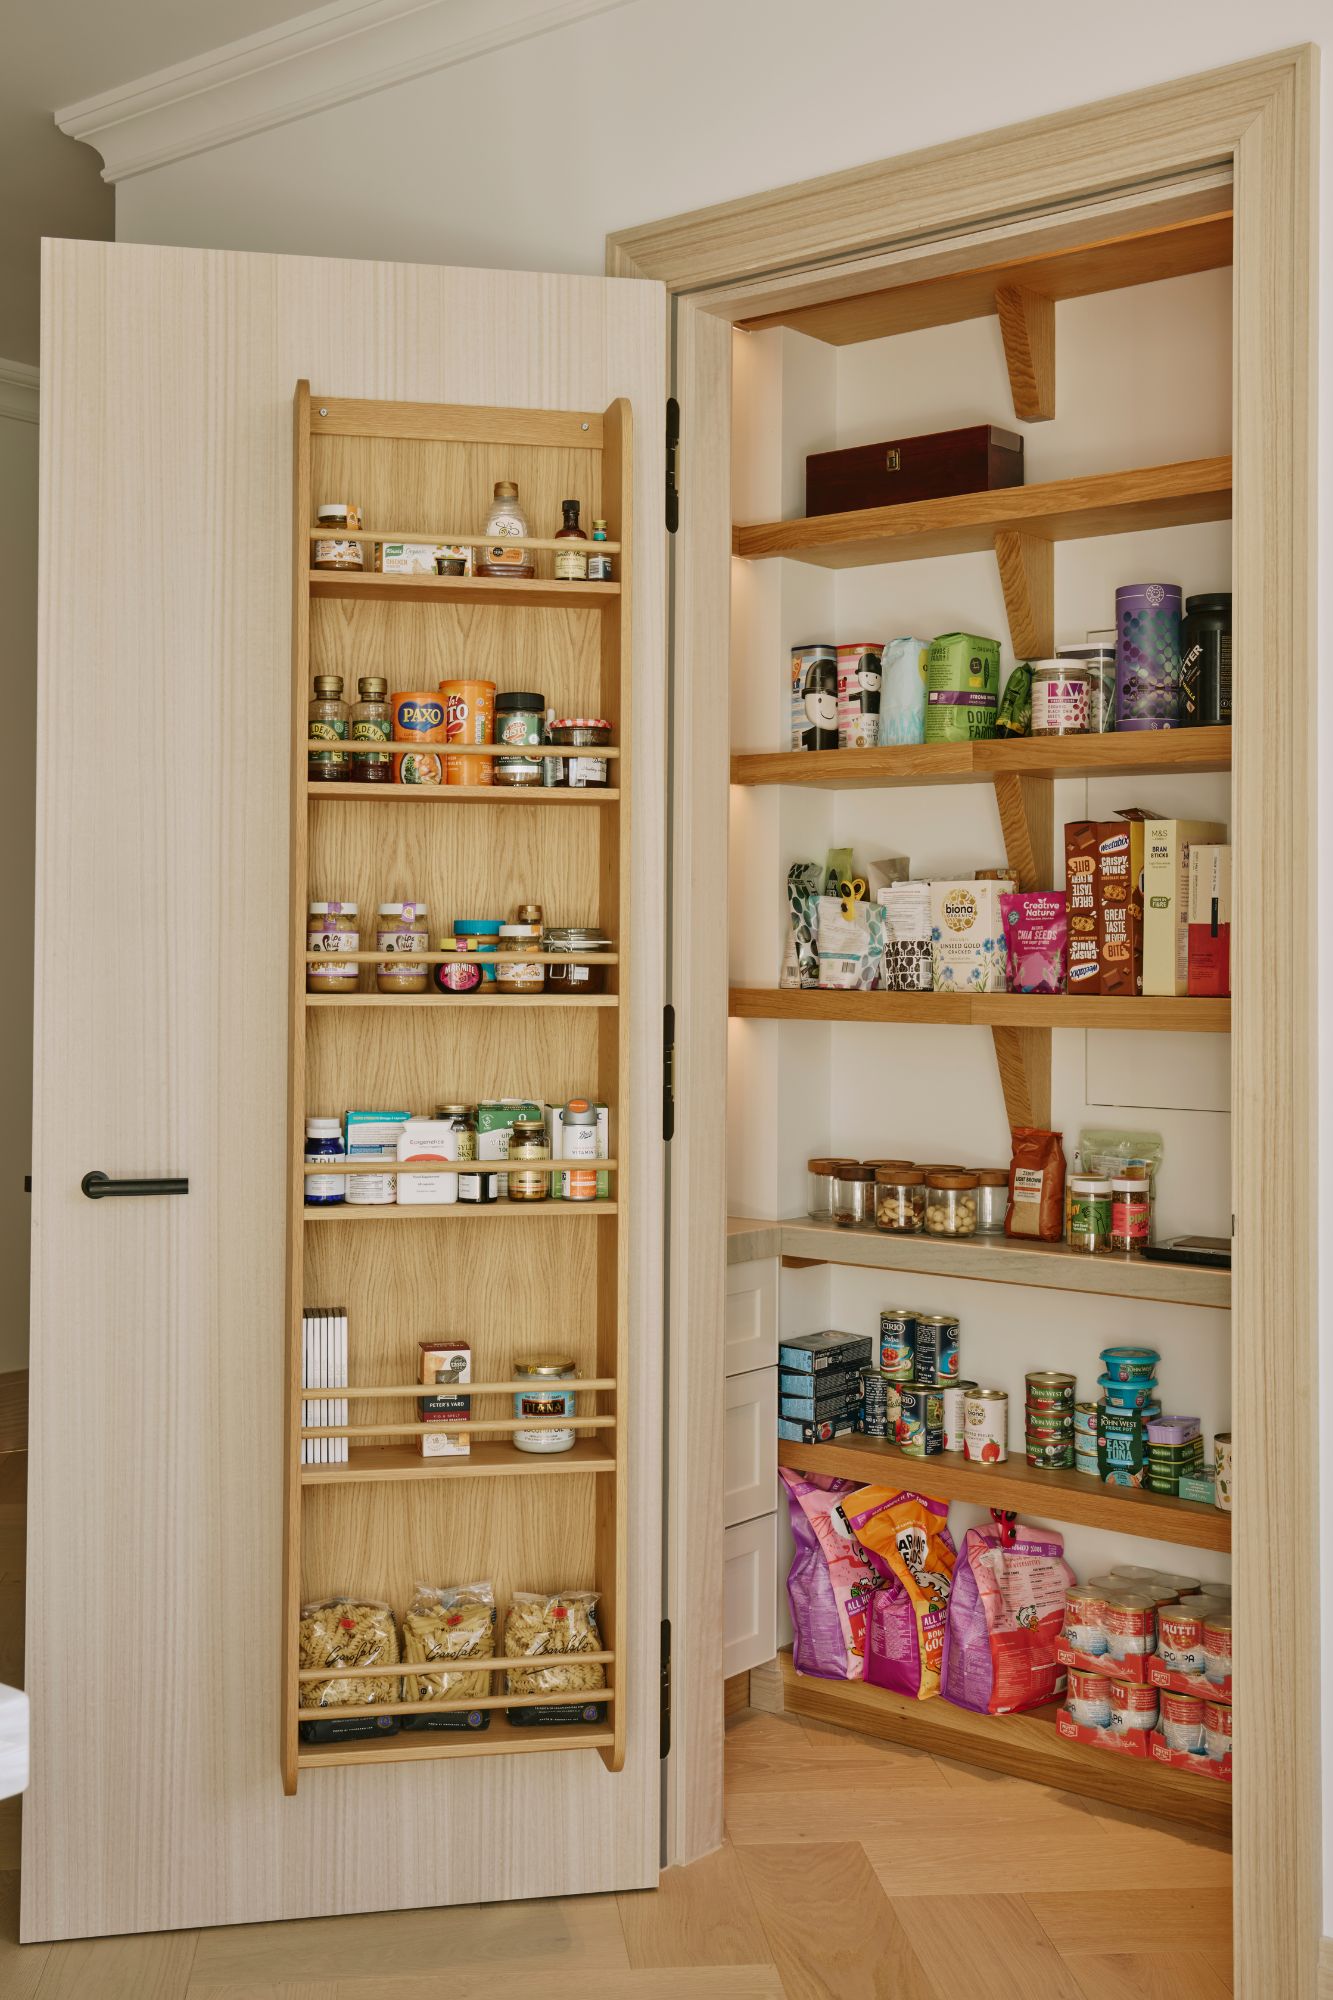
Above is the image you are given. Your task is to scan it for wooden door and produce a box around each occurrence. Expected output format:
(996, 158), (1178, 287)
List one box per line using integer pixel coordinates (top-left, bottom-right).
(25, 240), (665, 1942)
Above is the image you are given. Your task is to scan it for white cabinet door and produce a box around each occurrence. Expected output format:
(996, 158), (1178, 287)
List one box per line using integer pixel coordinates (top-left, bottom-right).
(724, 1366), (778, 1527)
(723, 1515), (778, 1678)
(26, 240), (664, 1943)
(725, 1256), (778, 1376)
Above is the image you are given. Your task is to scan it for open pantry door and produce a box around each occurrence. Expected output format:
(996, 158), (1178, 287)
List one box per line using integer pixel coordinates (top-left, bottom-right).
(25, 239), (665, 1942)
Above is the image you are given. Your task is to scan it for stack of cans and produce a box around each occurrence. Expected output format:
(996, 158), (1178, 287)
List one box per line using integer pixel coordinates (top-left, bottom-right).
(1025, 1371), (1076, 1468)
(1097, 1345), (1161, 1487)
(877, 1306), (962, 1457)
(1074, 1400), (1100, 1478)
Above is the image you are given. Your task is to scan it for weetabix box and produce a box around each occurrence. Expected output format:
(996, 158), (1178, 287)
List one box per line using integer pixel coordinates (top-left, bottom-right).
(1142, 819), (1228, 995)
(1064, 822), (1102, 992)
(1096, 814), (1150, 997)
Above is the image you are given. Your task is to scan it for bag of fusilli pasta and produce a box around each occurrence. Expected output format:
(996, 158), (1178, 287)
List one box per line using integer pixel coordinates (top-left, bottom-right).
(504, 1589), (608, 1726)
(299, 1596), (399, 1708)
(402, 1580), (495, 1703)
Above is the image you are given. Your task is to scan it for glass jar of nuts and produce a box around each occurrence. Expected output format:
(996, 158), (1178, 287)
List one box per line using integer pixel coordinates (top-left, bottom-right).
(924, 1170), (979, 1237)
(874, 1168), (926, 1234)
(830, 1163), (876, 1228)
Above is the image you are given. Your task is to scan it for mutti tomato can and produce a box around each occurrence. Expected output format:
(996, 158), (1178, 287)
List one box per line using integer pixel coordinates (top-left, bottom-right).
(1157, 1607), (1207, 1675)
(1102, 1589), (1155, 1661)
(1106, 1676), (1159, 1735)
(1160, 1691), (1206, 1752)
(392, 691), (446, 783)
(1203, 1698), (1232, 1761)
(440, 678), (496, 785)
(1067, 1667), (1112, 1728)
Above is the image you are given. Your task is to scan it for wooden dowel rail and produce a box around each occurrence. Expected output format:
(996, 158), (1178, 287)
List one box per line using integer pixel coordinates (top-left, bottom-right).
(307, 529), (622, 553)
(306, 743), (621, 759)
(300, 1415), (617, 1438)
(298, 1688), (616, 1717)
(302, 1379), (617, 1396)
(303, 950), (618, 964)
(304, 1158), (618, 1175)
(298, 1652), (614, 1679)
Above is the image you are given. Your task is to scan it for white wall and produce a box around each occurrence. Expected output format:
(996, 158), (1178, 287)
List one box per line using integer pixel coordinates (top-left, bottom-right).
(0, 399), (36, 1373)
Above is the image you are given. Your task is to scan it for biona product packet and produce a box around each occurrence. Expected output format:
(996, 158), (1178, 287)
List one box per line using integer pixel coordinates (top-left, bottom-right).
(1000, 891), (1068, 994)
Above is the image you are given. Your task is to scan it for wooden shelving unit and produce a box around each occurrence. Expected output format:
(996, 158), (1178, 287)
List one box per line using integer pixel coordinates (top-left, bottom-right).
(283, 384), (631, 1792)
(731, 726), (1233, 790)
(729, 988), (1231, 1032)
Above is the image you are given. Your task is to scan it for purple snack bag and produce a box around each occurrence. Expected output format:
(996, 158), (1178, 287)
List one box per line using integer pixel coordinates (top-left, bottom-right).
(778, 1468), (864, 1679)
(1000, 891), (1068, 994)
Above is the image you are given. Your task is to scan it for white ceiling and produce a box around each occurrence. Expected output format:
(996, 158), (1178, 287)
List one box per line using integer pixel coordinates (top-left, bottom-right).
(2, 1), (316, 365)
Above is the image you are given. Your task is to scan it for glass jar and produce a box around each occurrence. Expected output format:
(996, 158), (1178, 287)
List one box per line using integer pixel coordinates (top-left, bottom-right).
(512, 1354), (577, 1453)
(974, 1168), (1009, 1234)
(312, 503), (364, 570)
(1057, 644), (1116, 734)
(308, 675), (349, 782)
(588, 519), (613, 582)
(1069, 1175), (1113, 1254)
(831, 1164), (875, 1229)
(350, 676), (392, 783)
(874, 1169), (925, 1234)
(496, 922), (545, 994)
(376, 902), (429, 993)
(433, 1105), (477, 1160)
(431, 939), (483, 994)
(547, 717), (612, 789)
(306, 901), (359, 994)
(456, 1164), (498, 1204)
(807, 1158), (848, 1221)
(508, 1119), (551, 1201)
(304, 1117), (346, 1204)
(494, 690), (546, 786)
(1110, 1177), (1151, 1255)
(924, 1171), (979, 1237)
(454, 918), (502, 983)
(561, 1102), (602, 1201)
(544, 927), (611, 993)
(1030, 659), (1089, 736)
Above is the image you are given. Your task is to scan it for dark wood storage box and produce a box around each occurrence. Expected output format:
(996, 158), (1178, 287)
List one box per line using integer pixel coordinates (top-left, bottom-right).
(805, 423), (1024, 516)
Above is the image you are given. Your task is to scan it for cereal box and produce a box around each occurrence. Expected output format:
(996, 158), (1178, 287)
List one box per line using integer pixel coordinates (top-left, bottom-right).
(1064, 822), (1102, 991)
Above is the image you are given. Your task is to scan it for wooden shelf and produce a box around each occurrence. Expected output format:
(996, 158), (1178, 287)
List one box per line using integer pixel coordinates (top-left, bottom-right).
(734, 1216), (1230, 1309)
(304, 1158), (619, 1176)
(305, 992), (618, 1009)
(304, 1199), (618, 1223)
(776, 1434), (1230, 1553)
(310, 570), (619, 608)
(731, 457), (1231, 569)
(296, 1713), (615, 1768)
(308, 782), (619, 803)
(306, 529), (622, 553)
(729, 988), (1230, 1032)
(301, 1439), (617, 1484)
(776, 1654), (1230, 1836)
(731, 726), (1233, 790)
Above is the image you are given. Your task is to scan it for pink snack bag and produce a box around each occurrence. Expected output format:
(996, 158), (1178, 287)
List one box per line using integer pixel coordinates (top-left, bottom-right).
(1000, 891), (1068, 994)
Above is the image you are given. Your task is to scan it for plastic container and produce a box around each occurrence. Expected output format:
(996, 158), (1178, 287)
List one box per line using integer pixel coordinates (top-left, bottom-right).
(1110, 1177), (1151, 1254)
(495, 922), (545, 993)
(307, 901), (359, 994)
(1068, 1175), (1113, 1254)
(1030, 659), (1089, 736)
(1100, 1345), (1160, 1382)
(304, 1118), (346, 1204)
(376, 902), (429, 993)
(454, 918), (502, 983)
(1057, 643), (1116, 733)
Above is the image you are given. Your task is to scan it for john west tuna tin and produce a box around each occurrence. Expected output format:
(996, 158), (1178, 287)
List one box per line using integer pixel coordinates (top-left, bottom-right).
(897, 1382), (944, 1457)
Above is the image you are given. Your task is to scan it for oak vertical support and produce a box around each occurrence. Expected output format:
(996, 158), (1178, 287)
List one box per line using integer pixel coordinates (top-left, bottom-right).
(992, 772), (1053, 890)
(993, 529), (1053, 659)
(990, 1025), (1052, 1132)
(995, 283), (1055, 421)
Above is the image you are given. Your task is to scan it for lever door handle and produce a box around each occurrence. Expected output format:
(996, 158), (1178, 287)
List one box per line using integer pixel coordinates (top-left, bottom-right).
(81, 1171), (189, 1199)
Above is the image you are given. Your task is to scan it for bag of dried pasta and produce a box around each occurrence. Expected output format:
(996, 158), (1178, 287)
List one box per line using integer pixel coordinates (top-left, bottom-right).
(299, 1596), (400, 1707)
(402, 1580), (495, 1703)
(504, 1590), (607, 1723)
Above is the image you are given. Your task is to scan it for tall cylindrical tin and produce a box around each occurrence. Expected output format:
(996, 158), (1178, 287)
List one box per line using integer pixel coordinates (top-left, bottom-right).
(963, 1387), (1008, 1463)
(913, 1313), (959, 1384)
(790, 645), (839, 751)
(941, 1378), (978, 1453)
(1115, 582), (1182, 731)
(878, 1307), (918, 1380)
(837, 642), (883, 749)
(896, 1381), (943, 1458)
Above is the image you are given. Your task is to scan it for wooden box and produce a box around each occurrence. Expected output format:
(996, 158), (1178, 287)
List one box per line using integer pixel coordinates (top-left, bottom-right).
(805, 423), (1023, 516)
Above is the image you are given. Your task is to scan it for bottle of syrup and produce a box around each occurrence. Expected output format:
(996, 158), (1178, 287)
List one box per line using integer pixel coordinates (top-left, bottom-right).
(478, 481), (534, 580)
(554, 499), (588, 581)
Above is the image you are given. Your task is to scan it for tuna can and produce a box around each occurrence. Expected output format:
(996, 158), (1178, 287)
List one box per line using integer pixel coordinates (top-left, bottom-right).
(1160, 1691), (1207, 1753)
(896, 1381), (944, 1458)
(878, 1308), (918, 1381)
(1203, 1699), (1232, 1762)
(941, 1378), (978, 1453)
(1203, 1611), (1231, 1686)
(860, 1371), (891, 1439)
(1075, 1448), (1100, 1479)
(1025, 1371), (1077, 1414)
(1064, 1584), (1108, 1656)
(1026, 1439), (1074, 1470)
(1106, 1676), (1159, 1736)
(1067, 1666), (1112, 1729)
(1103, 1589), (1156, 1661)
(914, 1313), (959, 1385)
(962, 1387), (1008, 1463)
(1073, 1400), (1100, 1439)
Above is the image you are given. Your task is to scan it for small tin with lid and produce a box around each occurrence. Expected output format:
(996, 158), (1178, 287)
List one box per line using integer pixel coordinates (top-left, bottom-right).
(512, 1354), (577, 1453)
(1025, 1370), (1077, 1414)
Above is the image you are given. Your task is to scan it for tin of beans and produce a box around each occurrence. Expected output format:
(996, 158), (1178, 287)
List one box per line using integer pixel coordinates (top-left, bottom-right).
(913, 1314), (959, 1384)
(878, 1308), (917, 1381)
(940, 1378), (978, 1453)
(1025, 1371), (1077, 1413)
(897, 1381), (944, 1457)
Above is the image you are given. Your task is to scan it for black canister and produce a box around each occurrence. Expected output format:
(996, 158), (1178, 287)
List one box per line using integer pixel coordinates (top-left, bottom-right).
(1179, 593), (1232, 726)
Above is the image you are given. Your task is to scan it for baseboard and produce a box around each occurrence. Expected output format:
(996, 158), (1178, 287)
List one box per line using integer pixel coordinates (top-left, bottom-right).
(1318, 1935), (1333, 1998)
(723, 1670), (749, 1719)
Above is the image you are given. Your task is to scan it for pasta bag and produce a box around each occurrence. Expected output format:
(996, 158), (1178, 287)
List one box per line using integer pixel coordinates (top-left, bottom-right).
(298, 1596), (400, 1708)
(402, 1580), (495, 1703)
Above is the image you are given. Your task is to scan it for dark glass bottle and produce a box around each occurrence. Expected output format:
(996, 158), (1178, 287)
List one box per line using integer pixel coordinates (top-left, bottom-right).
(554, 499), (587, 581)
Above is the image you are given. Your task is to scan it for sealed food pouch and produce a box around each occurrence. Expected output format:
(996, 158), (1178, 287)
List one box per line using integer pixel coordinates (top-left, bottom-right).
(843, 1489), (956, 1700)
(940, 1519), (1074, 1714)
(503, 1590), (606, 1696)
(816, 894), (886, 990)
(780, 1471), (895, 1680)
(299, 1596), (400, 1707)
(787, 863), (823, 989)
(878, 637), (929, 745)
(1005, 1127), (1067, 1241)
(1000, 891), (1068, 994)
(401, 1580), (495, 1702)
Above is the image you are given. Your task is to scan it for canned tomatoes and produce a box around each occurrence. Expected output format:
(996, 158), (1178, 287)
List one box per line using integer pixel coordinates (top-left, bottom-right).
(1160, 1691), (1206, 1752)
(1064, 1584), (1108, 1656)
(1203, 1698), (1232, 1761)
(392, 690), (446, 783)
(878, 1308), (917, 1381)
(1106, 1676), (1159, 1735)
(1102, 1589), (1155, 1661)
(1157, 1607), (1206, 1675)
(1203, 1612), (1231, 1686)
(439, 678), (496, 786)
(941, 1378), (978, 1453)
(913, 1313), (959, 1385)
(1067, 1667), (1112, 1728)
(963, 1387), (1007, 1463)
(896, 1381), (943, 1458)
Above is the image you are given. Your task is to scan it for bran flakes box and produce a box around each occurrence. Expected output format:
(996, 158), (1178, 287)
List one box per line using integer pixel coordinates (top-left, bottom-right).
(929, 879), (1014, 994)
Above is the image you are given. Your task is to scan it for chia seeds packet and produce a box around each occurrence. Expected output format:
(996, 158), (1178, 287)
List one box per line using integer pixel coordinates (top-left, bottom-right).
(1000, 890), (1068, 994)
(786, 862), (822, 988)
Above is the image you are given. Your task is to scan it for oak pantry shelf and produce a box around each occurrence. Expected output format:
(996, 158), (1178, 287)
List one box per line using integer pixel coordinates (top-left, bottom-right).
(284, 385), (631, 1792)
(728, 989), (1232, 1032)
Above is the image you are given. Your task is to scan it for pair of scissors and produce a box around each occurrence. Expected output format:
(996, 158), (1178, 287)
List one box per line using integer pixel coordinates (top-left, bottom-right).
(838, 876), (867, 921)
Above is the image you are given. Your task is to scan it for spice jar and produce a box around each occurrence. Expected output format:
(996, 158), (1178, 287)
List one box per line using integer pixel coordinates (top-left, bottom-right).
(496, 922), (545, 993)
(1110, 1177), (1151, 1255)
(306, 901), (359, 993)
(925, 1171), (979, 1237)
(433, 1105), (477, 1160)
(874, 1168), (926, 1235)
(304, 1117), (346, 1204)
(1069, 1175), (1113, 1254)
(545, 927), (612, 993)
(512, 1354), (577, 1453)
(561, 1101), (602, 1201)
(1030, 660), (1089, 736)
(973, 1168), (1009, 1234)
(376, 902), (429, 993)
(350, 676), (391, 783)
(431, 939), (483, 994)
(312, 503), (364, 570)
(548, 717), (612, 789)
(508, 1119), (551, 1201)
(494, 691), (546, 786)
(831, 1164), (875, 1229)
(807, 1157), (855, 1222)
(308, 675), (349, 782)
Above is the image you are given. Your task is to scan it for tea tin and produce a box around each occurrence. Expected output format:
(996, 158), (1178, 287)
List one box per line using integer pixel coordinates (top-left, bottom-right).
(878, 1308), (918, 1381)
(913, 1313), (959, 1385)
(897, 1381), (944, 1457)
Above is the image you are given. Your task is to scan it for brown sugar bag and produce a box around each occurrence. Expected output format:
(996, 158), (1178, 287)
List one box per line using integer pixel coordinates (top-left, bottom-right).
(1005, 1128), (1066, 1240)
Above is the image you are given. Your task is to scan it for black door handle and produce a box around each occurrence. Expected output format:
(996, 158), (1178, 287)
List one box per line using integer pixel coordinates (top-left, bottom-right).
(81, 1171), (189, 1199)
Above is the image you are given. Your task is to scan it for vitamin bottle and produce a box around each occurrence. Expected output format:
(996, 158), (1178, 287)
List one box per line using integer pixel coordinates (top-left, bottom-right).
(477, 481), (534, 580)
(554, 499), (588, 580)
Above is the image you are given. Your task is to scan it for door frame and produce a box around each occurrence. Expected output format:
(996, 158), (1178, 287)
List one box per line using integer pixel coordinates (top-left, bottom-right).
(614, 47), (1320, 2000)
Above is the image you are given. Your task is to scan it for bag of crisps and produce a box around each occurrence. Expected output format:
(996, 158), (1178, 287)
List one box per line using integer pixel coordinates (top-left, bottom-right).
(842, 1489), (955, 1700)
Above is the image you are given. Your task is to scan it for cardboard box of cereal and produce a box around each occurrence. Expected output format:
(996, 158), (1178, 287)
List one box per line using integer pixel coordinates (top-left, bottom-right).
(1142, 818), (1227, 995)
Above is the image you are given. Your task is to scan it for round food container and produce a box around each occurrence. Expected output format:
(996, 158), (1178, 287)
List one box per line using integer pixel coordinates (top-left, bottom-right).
(1074, 1449), (1100, 1478)
(431, 939), (484, 993)
(496, 922), (546, 993)
(1204, 1699), (1232, 1762)
(1064, 1585), (1108, 1656)
(1099, 1374), (1159, 1412)
(924, 1171), (979, 1237)
(1074, 1400), (1100, 1438)
(494, 689), (545, 786)
(963, 1387), (1008, 1463)
(1026, 1440), (1074, 1470)
(1067, 1667), (1112, 1728)
(831, 1164), (875, 1229)
(940, 1379), (978, 1453)
(392, 690), (446, 784)
(454, 918), (502, 982)
(1157, 1607), (1206, 1675)
(912, 1314), (959, 1385)
(1067, 1175), (1113, 1254)
(875, 1168), (926, 1235)
(1106, 1677), (1159, 1736)
(376, 901), (429, 993)
(973, 1168), (1010, 1234)
(878, 1308), (918, 1380)
(1100, 1345), (1160, 1383)
(807, 1157), (857, 1222)
(1025, 1371), (1077, 1414)
(512, 1354), (577, 1453)
(1160, 1691), (1206, 1752)
(897, 1381), (944, 1458)
(1103, 1590), (1156, 1660)
(1110, 1177), (1151, 1255)
(1031, 658), (1090, 736)
(545, 927), (612, 994)
(1203, 1612), (1231, 1686)
(548, 717), (612, 789)
(307, 900), (360, 993)
(440, 678), (496, 787)
(1110, 1564), (1159, 1586)
(1154, 1571), (1202, 1595)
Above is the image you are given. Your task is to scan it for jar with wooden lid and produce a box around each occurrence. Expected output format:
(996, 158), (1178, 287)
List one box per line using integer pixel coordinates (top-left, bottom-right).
(306, 901), (359, 993)
(376, 902), (429, 993)
(313, 503), (364, 570)
(807, 1157), (856, 1222)
(925, 1171), (979, 1237)
(508, 1119), (551, 1201)
(874, 1168), (926, 1235)
(831, 1163), (875, 1229)
(974, 1168), (1010, 1235)
(512, 1355), (577, 1453)
(495, 922), (545, 994)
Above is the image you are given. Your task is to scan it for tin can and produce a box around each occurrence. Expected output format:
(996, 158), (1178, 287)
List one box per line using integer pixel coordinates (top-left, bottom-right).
(1073, 1400), (1100, 1439)
(1115, 581), (1182, 731)
(1026, 1440), (1074, 1470)
(1106, 1677), (1159, 1736)
(837, 642), (883, 749)
(1203, 1698), (1232, 1762)
(1213, 1431), (1232, 1512)
(1025, 1371), (1077, 1414)
(439, 678), (496, 786)
(962, 1387), (1007, 1463)
(1156, 1608), (1206, 1675)
(896, 1381), (944, 1458)
(392, 690), (446, 784)
(1203, 1612), (1231, 1686)
(1025, 1411), (1074, 1436)
(913, 1313), (959, 1385)
(790, 645), (838, 751)
(1064, 1584), (1108, 1656)
(860, 1371), (891, 1439)
(941, 1378), (978, 1453)
(1067, 1666), (1112, 1728)
(878, 1308), (917, 1381)
(1160, 1691), (1206, 1752)
(1103, 1589), (1155, 1660)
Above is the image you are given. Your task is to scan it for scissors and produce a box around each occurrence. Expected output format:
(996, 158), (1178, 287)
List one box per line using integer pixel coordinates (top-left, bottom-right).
(837, 876), (867, 921)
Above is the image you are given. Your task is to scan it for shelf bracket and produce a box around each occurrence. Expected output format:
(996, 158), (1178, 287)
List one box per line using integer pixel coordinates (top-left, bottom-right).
(993, 529), (1053, 660)
(781, 1254), (825, 1270)
(992, 771), (1053, 890)
(990, 1025), (1052, 1132)
(995, 284), (1055, 422)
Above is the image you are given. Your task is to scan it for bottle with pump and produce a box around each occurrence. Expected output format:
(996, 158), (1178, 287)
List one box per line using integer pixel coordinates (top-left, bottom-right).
(554, 499), (588, 580)
(478, 481), (534, 579)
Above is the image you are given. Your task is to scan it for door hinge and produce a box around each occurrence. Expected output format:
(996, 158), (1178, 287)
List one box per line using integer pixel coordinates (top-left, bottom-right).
(660, 1617), (672, 1757)
(665, 397), (680, 534)
(662, 1002), (675, 1143)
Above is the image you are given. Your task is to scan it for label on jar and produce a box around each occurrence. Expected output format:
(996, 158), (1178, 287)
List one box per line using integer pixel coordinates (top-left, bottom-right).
(352, 721), (390, 742)
(588, 552), (612, 581)
(313, 539), (363, 567)
(566, 756), (608, 787)
(378, 928), (422, 954)
(554, 547), (588, 580)
(1070, 1191), (1111, 1239)
(499, 714), (541, 746)
(456, 1171), (497, 1202)
(1032, 674), (1089, 734)
(308, 928), (358, 955)
(1111, 1193), (1150, 1246)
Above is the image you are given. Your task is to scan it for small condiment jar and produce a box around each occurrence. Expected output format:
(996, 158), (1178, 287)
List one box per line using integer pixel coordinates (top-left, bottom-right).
(830, 1163), (875, 1229)
(545, 927), (612, 994)
(494, 692), (546, 786)
(1030, 659), (1089, 736)
(304, 1117), (346, 1204)
(312, 503), (364, 570)
(454, 918), (502, 982)
(306, 901), (359, 993)
(548, 717), (612, 789)
(512, 1354), (577, 1453)
(1069, 1175), (1113, 1254)
(430, 939), (483, 994)
(350, 676), (392, 783)
(874, 1168), (926, 1235)
(973, 1168), (1009, 1234)
(560, 1100), (602, 1200)
(376, 902), (429, 993)
(508, 1119), (551, 1201)
(308, 675), (349, 782)
(924, 1171), (979, 1237)
(1110, 1177), (1151, 1254)
(432, 1105), (477, 1160)
(496, 922), (545, 993)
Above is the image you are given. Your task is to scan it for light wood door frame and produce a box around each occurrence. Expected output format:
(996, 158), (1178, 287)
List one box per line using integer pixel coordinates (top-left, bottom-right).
(612, 47), (1319, 2000)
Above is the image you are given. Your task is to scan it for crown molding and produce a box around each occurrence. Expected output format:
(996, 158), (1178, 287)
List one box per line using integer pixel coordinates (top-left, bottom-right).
(56, 0), (636, 184)
(0, 361), (39, 425)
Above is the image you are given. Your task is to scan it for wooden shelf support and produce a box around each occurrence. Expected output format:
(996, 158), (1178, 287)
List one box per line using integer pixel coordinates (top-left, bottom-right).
(992, 771), (1052, 890)
(991, 1024), (1052, 1130)
(995, 284), (1055, 421)
(993, 529), (1054, 659)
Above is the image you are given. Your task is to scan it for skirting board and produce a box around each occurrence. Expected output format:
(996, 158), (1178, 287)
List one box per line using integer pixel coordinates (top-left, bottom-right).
(1319, 1938), (1333, 1997)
